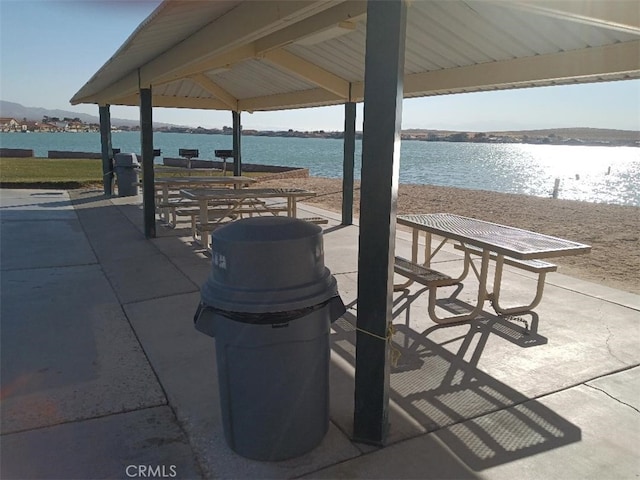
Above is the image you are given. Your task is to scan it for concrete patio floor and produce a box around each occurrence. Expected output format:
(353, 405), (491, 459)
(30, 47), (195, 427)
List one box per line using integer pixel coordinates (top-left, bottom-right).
(1, 188), (638, 479)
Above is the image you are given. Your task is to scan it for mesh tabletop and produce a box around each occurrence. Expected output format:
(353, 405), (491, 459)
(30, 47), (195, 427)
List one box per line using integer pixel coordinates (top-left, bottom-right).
(397, 213), (591, 260)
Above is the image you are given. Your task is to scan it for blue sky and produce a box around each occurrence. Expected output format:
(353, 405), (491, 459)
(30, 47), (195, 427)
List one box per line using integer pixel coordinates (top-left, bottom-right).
(1, 0), (639, 132)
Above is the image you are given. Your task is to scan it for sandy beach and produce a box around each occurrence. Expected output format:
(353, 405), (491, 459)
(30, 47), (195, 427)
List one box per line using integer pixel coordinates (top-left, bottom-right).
(259, 177), (640, 295)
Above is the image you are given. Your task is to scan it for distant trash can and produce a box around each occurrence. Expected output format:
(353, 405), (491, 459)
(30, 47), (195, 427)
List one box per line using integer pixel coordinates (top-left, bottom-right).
(194, 216), (345, 461)
(114, 153), (139, 196)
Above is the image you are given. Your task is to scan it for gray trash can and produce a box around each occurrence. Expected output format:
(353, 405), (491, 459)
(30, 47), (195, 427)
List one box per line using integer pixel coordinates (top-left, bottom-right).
(114, 153), (139, 196)
(193, 216), (345, 461)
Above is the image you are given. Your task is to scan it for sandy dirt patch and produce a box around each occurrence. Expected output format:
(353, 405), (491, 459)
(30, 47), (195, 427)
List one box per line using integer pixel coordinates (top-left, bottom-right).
(259, 177), (640, 295)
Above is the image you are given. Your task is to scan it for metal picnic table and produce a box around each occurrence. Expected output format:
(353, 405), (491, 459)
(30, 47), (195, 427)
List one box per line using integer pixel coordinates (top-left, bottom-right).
(154, 176), (256, 223)
(395, 213), (592, 324)
(180, 187), (317, 248)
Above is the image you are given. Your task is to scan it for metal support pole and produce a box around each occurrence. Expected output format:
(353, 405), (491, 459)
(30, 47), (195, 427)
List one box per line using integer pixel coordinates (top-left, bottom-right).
(99, 105), (114, 196)
(342, 101), (356, 225)
(232, 111), (242, 176)
(353, 0), (407, 446)
(140, 87), (156, 239)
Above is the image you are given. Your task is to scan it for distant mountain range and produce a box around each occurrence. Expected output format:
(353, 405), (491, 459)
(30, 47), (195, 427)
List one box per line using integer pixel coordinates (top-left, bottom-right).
(402, 127), (639, 142)
(0, 100), (172, 128)
(1, 100), (638, 144)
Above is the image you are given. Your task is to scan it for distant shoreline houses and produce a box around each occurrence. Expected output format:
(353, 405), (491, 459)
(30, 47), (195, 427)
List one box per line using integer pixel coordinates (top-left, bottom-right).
(1, 117), (637, 147)
(157, 125), (639, 147)
(0, 117), (100, 133)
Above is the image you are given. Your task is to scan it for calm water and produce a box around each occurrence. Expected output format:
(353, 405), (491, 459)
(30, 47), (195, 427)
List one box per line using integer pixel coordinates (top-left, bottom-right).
(2, 131), (639, 206)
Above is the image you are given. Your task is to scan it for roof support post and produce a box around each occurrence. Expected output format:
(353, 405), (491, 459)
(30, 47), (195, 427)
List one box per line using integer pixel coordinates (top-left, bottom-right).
(353, 0), (407, 446)
(342, 101), (356, 225)
(232, 111), (242, 176)
(99, 105), (114, 196)
(140, 87), (156, 239)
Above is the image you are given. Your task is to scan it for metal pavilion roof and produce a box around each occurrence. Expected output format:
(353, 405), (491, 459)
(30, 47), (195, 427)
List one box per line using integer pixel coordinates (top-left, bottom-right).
(71, 0), (640, 112)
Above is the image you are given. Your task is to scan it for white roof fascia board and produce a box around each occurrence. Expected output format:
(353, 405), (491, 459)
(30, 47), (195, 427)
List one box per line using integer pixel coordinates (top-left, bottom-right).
(72, 72), (138, 105)
(70, 1), (170, 100)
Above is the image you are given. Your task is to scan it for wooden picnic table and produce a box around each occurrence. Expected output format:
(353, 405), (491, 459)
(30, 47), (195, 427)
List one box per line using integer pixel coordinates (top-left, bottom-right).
(395, 213), (591, 324)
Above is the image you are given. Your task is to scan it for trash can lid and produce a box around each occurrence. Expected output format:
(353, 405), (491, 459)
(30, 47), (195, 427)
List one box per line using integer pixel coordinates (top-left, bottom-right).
(201, 217), (339, 313)
(212, 215), (321, 243)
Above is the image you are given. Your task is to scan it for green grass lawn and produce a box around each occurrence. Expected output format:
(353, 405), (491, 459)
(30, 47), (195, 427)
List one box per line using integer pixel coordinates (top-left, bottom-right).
(0, 158), (104, 188)
(0, 157), (276, 189)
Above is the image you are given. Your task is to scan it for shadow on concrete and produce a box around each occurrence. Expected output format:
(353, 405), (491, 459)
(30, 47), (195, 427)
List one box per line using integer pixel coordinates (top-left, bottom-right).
(1, 190), (110, 211)
(394, 285), (548, 348)
(323, 224), (350, 234)
(331, 285), (578, 472)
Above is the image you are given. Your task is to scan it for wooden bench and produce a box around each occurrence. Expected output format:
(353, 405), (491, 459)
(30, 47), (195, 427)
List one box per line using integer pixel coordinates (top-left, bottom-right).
(453, 244), (557, 273)
(393, 256), (454, 290)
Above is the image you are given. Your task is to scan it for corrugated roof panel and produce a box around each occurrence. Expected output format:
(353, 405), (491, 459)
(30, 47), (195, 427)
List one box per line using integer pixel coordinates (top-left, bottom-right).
(72, 0), (640, 110)
(409, 6), (495, 68)
(155, 80), (213, 99)
(407, 1), (538, 69)
(518, 11), (633, 48)
(479, 4), (562, 57)
(405, 0), (639, 76)
(179, 80), (210, 98)
(465, 1), (637, 51)
(406, 27), (473, 71)
(409, 2), (519, 64)
(120, 1), (236, 56)
(211, 59), (316, 99)
(73, 0), (240, 101)
(286, 24), (367, 83)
